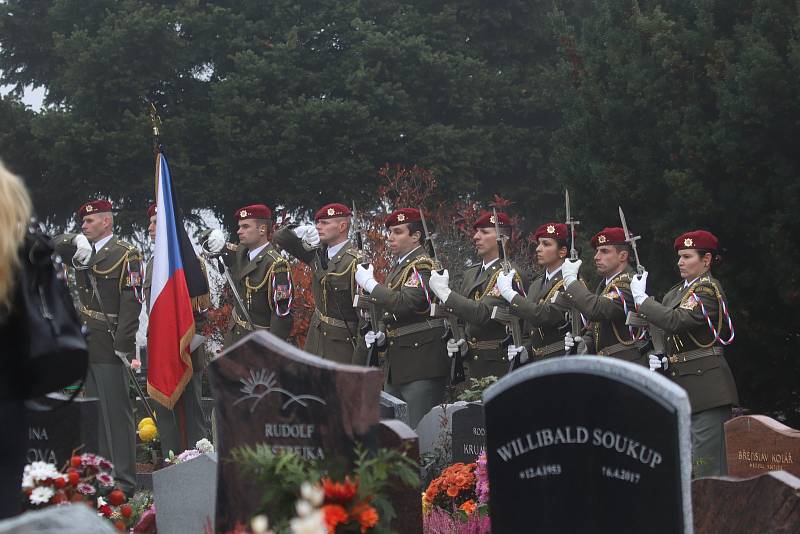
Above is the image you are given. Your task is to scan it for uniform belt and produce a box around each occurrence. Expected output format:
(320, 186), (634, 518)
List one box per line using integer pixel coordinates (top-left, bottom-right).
(79, 306), (118, 323)
(668, 346), (723, 364)
(386, 318), (447, 338)
(313, 309), (357, 329)
(468, 338), (506, 350)
(232, 309), (269, 331)
(597, 341), (643, 357)
(533, 340), (565, 358)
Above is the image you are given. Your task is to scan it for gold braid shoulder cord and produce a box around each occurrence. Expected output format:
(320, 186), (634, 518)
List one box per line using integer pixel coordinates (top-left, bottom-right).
(245, 250), (290, 312)
(473, 269), (523, 300)
(595, 273), (637, 347)
(319, 251), (360, 315)
(679, 276), (728, 349)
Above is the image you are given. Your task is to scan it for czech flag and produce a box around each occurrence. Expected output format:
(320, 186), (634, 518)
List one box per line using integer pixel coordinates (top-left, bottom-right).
(148, 153), (199, 409)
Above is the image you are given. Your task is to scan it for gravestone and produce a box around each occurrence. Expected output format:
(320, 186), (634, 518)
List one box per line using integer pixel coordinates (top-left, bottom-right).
(483, 356), (692, 534)
(153, 453), (218, 534)
(692, 471), (800, 533)
(209, 331), (383, 532)
(377, 420), (422, 534)
(379, 391), (409, 425)
(416, 401), (470, 462)
(0, 504), (116, 534)
(26, 394), (99, 466)
(451, 402), (486, 463)
(724, 415), (800, 478)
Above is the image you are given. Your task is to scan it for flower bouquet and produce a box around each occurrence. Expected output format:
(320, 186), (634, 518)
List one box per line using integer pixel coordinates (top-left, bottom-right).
(422, 451), (491, 534)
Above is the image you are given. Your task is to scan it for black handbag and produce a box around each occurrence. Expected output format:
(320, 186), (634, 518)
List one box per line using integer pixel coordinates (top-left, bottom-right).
(1, 222), (88, 400)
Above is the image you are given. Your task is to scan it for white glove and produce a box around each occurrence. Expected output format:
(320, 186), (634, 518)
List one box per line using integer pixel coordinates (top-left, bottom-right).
(206, 229), (226, 253)
(73, 234), (92, 265)
(446, 338), (466, 358)
(293, 224), (320, 249)
(355, 264), (378, 293)
(631, 271), (649, 306)
(429, 269), (452, 303)
(365, 330), (386, 349)
(649, 354), (668, 372)
(562, 259), (582, 287)
(564, 332), (587, 354)
(497, 270), (518, 303)
(507, 344), (529, 364)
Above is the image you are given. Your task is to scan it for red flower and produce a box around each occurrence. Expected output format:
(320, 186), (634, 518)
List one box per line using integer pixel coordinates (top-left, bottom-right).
(352, 502), (379, 533)
(107, 490), (126, 506)
(120, 504), (133, 518)
(114, 520), (126, 532)
(99, 504), (113, 518)
(54, 477), (66, 489)
(70, 456), (82, 468)
(68, 472), (80, 487)
(322, 504), (349, 531)
(322, 477), (358, 505)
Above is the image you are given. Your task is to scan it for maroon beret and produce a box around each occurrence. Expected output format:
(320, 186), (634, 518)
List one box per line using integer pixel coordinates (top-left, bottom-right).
(147, 203), (157, 218)
(590, 227), (627, 248)
(473, 210), (512, 229)
(534, 222), (568, 242)
(385, 208), (421, 228)
(674, 230), (718, 252)
(314, 203), (351, 221)
(235, 204), (272, 221)
(77, 199), (112, 218)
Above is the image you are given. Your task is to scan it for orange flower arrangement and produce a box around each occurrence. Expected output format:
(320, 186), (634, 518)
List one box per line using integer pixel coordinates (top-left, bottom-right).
(319, 476), (380, 533)
(424, 462), (478, 512)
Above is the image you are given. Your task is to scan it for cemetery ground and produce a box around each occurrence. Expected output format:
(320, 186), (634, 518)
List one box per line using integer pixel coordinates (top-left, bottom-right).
(9, 332), (800, 534)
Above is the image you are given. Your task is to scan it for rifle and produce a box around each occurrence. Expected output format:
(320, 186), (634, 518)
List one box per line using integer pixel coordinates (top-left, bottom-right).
(350, 202), (382, 367)
(419, 208), (465, 384)
(86, 270), (157, 422)
(489, 208), (524, 372)
(565, 190), (584, 352)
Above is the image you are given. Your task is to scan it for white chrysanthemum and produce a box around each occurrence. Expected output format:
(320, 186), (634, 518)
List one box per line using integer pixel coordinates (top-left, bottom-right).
(29, 486), (54, 505)
(26, 461), (60, 483)
(289, 510), (326, 534)
(195, 438), (215, 454)
(97, 496), (107, 507)
(21, 472), (34, 490)
(250, 514), (274, 534)
(295, 499), (313, 518)
(300, 482), (324, 507)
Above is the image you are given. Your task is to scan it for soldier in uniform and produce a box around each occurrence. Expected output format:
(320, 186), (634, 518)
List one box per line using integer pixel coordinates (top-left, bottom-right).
(143, 204), (213, 455)
(273, 203), (366, 364)
(55, 199), (142, 495)
(205, 204), (292, 346)
(428, 211), (526, 379)
(353, 208), (449, 428)
(561, 227), (646, 365)
(496, 223), (571, 364)
(631, 230), (737, 477)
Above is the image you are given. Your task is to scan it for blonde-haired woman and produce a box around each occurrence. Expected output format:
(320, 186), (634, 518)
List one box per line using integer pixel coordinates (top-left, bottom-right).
(0, 160), (32, 518)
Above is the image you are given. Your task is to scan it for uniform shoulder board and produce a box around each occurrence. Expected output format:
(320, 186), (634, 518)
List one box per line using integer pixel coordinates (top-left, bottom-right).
(410, 255), (434, 270)
(345, 248), (364, 260)
(268, 248), (289, 265)
(116, 240), (139, 254)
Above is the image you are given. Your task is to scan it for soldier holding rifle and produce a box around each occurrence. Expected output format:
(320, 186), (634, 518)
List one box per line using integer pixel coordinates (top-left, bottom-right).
(274, 203), (366, 364)
(353, 208), (449, 428)
(428, 211), (526, 379)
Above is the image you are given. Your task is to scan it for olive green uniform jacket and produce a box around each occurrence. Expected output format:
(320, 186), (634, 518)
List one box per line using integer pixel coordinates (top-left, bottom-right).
(274, 228), (367, 365)
(559, 265), (646, 365)
(510, 270), (570, 362)
(442, 260), (526, 379)
(368, 247), (450, 385)
(219, 242), (293, 346)
(54, 234), (143, 361)
(637, 274), (738, 413)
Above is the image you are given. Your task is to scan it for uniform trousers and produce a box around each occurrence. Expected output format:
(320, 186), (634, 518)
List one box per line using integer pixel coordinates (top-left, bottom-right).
(86, 362), (137, 494)
(153, 368), (207, 457)
(385, 377), (446, 430)
(692, 404), (731, 478)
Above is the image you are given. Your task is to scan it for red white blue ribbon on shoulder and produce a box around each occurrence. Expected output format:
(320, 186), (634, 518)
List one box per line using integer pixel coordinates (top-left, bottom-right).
(691, 292), (735, 345)
(272, 271), (293, 317)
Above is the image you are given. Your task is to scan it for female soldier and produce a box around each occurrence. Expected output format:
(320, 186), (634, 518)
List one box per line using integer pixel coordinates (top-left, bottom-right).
(631, 230), (737, 477)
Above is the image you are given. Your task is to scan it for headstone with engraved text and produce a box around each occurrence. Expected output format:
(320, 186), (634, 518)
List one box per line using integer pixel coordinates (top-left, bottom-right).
(724, 415), (800, 478)
(483, 356), (692, 534)
(209, 331), (383, 532)
(26, 394), (99, 467)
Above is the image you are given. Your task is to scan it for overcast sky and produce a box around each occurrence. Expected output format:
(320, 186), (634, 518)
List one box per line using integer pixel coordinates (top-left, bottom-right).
(0, 82), (45, 111)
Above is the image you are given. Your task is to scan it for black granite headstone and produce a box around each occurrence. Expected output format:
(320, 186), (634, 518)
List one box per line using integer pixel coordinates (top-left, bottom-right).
(451, 402), (485, 463)
(209, 331), (383, 532)
(483, 356), (692, 534)
(26, 394), (99, 467)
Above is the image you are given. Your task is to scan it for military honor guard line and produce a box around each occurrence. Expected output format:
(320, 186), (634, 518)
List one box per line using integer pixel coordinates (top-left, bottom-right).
(56, 190), (737, 496)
